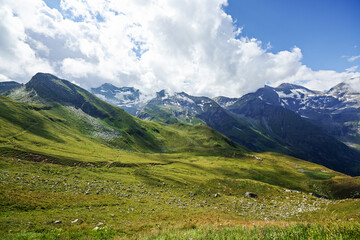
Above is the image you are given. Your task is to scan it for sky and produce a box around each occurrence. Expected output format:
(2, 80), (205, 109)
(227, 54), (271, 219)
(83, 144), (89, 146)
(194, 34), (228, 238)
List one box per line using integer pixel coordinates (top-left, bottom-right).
(0, 0), (359, 97)
(225, 0), (360, 72)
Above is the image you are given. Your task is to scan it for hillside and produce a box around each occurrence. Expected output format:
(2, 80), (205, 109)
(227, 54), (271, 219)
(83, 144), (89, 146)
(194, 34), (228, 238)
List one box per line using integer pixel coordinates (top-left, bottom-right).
(137, 90), (289, 153)
(0, 81), (22, 93)
(226, 88), (360, 176)
(3, 73), (242, 154)
(1, 95), (360, 238)
(134, 88), (360, 176)
(1, 73), (360, 239)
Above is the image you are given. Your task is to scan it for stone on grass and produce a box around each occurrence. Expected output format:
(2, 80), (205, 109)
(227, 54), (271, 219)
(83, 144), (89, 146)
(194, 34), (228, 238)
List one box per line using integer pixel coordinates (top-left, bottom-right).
(245, 192), (258, 198)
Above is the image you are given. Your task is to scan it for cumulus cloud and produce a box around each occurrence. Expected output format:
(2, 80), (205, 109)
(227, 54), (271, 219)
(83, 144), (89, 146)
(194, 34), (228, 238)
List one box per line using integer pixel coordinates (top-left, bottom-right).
(0, 0), (359, 97)
(348, 77), (360, 92)
(0, 3), (54, 80)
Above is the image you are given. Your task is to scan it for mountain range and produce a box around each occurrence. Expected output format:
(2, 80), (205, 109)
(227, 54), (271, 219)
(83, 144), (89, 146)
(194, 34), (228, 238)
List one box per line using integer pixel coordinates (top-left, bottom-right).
(3, 73), (360, 239)
(0, 81), (23, 93)
(1, 73), (360, 176)
(89, 79), (360, 176)
(1, 73), (243, 154)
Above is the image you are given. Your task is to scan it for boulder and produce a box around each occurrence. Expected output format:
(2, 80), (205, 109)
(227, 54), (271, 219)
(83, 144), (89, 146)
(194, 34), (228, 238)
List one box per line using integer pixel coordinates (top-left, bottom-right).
(245, 192), (258, 198)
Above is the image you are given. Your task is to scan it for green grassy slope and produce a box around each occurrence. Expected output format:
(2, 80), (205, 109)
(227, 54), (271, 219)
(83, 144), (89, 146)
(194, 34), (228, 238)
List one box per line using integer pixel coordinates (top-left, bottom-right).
(1, 149), (360, 239)
(1, 99), (360, 239)
(1, 74), (360, 239)
(0, 95), (244, 157)
(138, 94), (290, 155)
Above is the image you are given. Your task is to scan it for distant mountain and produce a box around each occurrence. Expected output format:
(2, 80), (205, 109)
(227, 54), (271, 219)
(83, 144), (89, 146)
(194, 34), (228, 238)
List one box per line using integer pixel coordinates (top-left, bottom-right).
(3, 72), (243, 154)
(225, 88), (360, 176)
(91, 83), (149, 116)
(235, 82), (360, 149)
(137, 90), (209, 124)
(0, 81), (22, 93)
(212, 96), (239, 108)
(134, 86), (360, 176)
(84, 81), (360, 175)
(137, 90), (287, 152)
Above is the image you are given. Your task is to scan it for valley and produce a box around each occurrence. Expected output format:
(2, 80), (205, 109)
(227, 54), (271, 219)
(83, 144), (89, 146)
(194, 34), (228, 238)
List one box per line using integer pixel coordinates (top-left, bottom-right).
(0, 73), (360, 239)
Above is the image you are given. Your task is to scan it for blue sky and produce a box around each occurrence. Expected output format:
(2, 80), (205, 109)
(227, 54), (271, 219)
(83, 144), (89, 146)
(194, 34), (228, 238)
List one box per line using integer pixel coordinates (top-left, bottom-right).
(1, 0), (359, 97)
(43, 0), (360, 72)
(225, 0), (360, 72)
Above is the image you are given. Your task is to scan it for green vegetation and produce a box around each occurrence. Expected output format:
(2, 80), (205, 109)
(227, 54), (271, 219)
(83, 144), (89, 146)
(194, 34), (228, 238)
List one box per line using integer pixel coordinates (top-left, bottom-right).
(145, 223), (360, 240)
(1, 78), (360, 239)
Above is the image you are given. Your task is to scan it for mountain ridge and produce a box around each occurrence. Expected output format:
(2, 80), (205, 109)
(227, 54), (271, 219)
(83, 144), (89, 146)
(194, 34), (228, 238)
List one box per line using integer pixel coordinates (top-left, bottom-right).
(87, 80), (360, 175)
(3, 73), (360, 175)
(2, 72), (245, 155)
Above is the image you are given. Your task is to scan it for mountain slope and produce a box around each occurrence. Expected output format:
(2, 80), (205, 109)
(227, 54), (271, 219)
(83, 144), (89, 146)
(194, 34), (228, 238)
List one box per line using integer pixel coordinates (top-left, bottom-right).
(2, 73), (244, 155)
(226, 90), (360, 176)
(0, 81), (22, 93)
(91, 83), (148, 116)
(2, 97), (360, 239)
(1, 93), (359, 199)
(260, 82), (360, 149)
(137, 90), (288, 152)
(2, 74), (360, 239)
(137, 87), (360, 176)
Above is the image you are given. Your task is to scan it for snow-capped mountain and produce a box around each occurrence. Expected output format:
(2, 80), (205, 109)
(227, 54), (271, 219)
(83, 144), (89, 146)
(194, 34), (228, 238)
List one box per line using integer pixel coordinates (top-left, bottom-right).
(137, 90), (220, 125)
(273, 82), (360, 117)
(137, 89), (290, 153)
(91, 81), (360, 149)
(212, 96), (239, 108)
(91, 83), (150, 115)
(89, 81), (360, 175)
(219, 81), (360, 149)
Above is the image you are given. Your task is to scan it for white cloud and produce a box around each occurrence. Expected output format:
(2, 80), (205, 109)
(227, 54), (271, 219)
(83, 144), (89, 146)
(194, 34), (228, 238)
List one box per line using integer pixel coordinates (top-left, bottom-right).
(0, 73), (13, 82)
(61, 58), (96, 78)
(0, 0), (359, 97)
(346, 66), (358, 72)
(0, 3), (54, 80)
(349, 78), (360, 92)
(348, 55), (360, 62)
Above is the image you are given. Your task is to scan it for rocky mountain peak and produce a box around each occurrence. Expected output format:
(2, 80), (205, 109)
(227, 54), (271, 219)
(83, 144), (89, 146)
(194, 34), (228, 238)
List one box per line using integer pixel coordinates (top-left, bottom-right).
(0, 81), (23, 93)
(328, 80), (360, 96)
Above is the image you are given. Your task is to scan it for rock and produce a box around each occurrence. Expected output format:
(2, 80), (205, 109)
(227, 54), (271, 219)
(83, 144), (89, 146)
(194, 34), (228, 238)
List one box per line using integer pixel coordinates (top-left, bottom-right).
(97, 222), (104, 226)
(214, 193), (220, 198)
(245, 192), (258, 198)
(71, 219), (79, 223)
(54, 220), (62, 224)
(313, 193), (328, 199)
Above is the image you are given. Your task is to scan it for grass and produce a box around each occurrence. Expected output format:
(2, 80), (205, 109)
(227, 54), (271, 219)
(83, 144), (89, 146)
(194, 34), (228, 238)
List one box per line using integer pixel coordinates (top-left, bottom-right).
(1, 95), (360, 239)
(144, 222), (360, 240)
(3, 222), (360, 240)
(1, 152), (360, 239)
